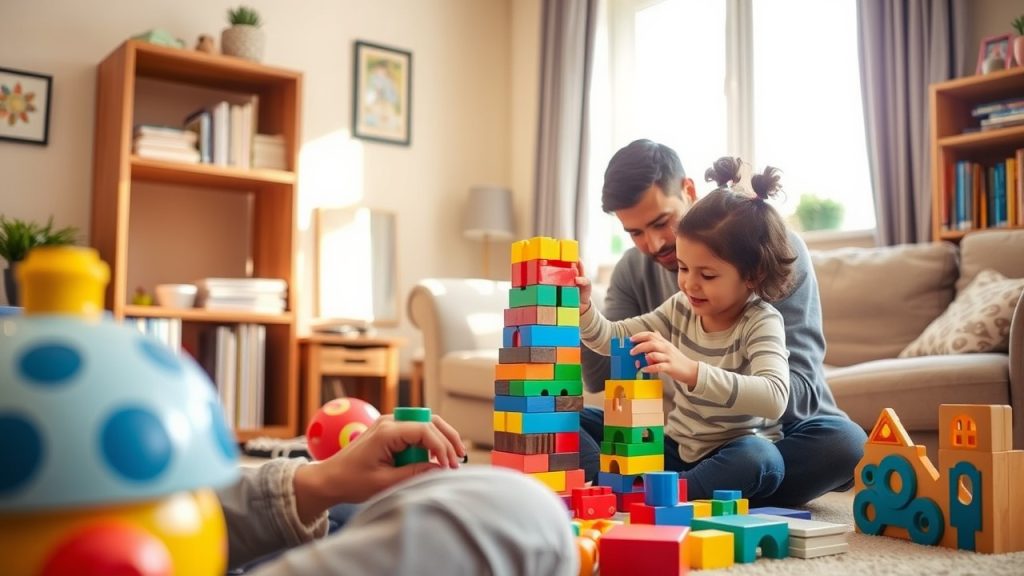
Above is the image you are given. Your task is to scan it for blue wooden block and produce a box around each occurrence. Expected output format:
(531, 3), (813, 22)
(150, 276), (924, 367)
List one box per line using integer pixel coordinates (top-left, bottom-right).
(518, 411), (580, 433)
(493, 395), (555, 413)
(654, 502), (694, 526)
(644, 471), (680, 507)
(748, 506), (812, 520)
(596, 471), (645, 494)
(610, 336), (649, 379)
(713, 489), (742, 501)
(520, 325), (581, 347)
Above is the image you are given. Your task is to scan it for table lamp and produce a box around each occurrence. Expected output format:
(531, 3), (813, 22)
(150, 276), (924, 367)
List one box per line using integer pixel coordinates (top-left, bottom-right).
(462, 186), (516, 278)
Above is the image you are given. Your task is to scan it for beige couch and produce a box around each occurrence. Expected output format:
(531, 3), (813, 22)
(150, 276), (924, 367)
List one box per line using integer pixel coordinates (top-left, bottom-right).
(408, 230), (1023, 450)
(815, 229), (1023, 452)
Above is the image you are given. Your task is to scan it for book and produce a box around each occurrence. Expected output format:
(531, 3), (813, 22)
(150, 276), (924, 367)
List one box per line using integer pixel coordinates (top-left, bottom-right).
(970, 98), (1024, 118)
(184, 109), (213, 164)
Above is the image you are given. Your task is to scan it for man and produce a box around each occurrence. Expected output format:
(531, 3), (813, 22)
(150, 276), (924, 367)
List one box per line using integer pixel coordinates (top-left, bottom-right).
(580, 139), (866, 506)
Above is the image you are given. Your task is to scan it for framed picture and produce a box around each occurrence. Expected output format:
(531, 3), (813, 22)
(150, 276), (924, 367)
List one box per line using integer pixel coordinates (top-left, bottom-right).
(352, 41), (412, 146)
(976, 34), (1015, 74)
(0, 67), (52, 146)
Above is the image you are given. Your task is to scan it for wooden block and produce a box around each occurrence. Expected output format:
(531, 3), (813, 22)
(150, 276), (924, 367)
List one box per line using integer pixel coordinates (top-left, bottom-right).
(498, 346), (557, 364)
(596, 471), (646, 494)
(560, 239), (579, 262)
(600, 453), (665, 476)
(751, 514), (851, 540)
(493, 411), (507, 432)
(554, 431), (580, 452)
(522, 236), (561, 261)
(611, 440), (665, 457)
(611, 336), (649, 379)
(555, 347), (581, 363)
(503, 305), (558, 325)
(530, 470), (567, 492)
(645, 471), (680, 507)
(604, 379), (662, 400)
(494, 380), (511, 396)
(736, 499), (748, 515)
(690, 515), (789, 563)
(506, 411), (580, 434)
(509, 285), (558, 308)
(691, 500), (712, 518)
(548, 451), (581, 472)
(556, 307), (580, 326)
(604, 397), (663, 415)
(493, 394), (555, 413)
(564, 468), (586, 493)
(712, 490), (742, 501)
(554, 395), (584, 412)
(710, 499), (737, 516)
(493, 431), (555, 454)
(511, 239), (526, 264)
(938, 404), (1013, 453)
(749, 506), (811, 520)
(788, 542), (848, 559)
(688, 529), (734, 570)
(520, 325), (581, 347)
(553, 363), (581, 380)
(605, 409), (665, 428)
(525, 260), (578, 287)
(629, 501), (655, 525)
(599, 525), (689, 576)
(558, 286), (580, 307)
(511, 260), (527, 286)
(491, 450), (548, 473)
(509, 379), (583, 396)
(494, 362), (554, 381)
(604, 425), (665, 445)
(616, 490), (645, 512)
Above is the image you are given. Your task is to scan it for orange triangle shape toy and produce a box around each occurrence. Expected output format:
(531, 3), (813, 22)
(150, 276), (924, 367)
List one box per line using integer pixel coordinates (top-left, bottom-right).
(867, 408), (914, 446)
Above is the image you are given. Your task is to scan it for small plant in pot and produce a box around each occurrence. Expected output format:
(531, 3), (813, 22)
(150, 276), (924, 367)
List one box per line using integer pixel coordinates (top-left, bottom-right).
(795, 195), (844, 232)
(222, 5), (265, 61)
(1013, 15), (1024, 69)
(0, 215), (78, 306)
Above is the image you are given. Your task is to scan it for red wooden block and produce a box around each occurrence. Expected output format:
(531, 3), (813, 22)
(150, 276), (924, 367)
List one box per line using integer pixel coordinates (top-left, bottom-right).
(630, 502), (656, 525)
(600, 524), (690, 576)
(564, 468), (586, 493)
(572, 486), (612, 510)
(524, 259), (579, 287)
(617, 490), (645, 511)
(577, 493), (617, 520)
(555, 432), (580, 452)
(491, 450), (549, 473)
(511, 261), (527, 287)
(679, 478), (688, 503)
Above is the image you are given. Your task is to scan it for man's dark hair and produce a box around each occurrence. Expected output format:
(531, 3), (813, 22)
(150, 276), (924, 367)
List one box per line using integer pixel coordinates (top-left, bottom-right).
(601, 139), (686, 213)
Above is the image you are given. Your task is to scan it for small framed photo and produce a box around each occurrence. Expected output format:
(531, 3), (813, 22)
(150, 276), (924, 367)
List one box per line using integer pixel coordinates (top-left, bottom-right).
(0, 66), (52, 146)
(352, 41), (412, 146)
(976, 34), (1015, 74)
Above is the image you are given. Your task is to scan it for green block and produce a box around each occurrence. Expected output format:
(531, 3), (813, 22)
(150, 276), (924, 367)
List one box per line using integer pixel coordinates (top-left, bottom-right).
(614, 441), (664, 456)
(510, 285), (558, 307)
(711, 499), (737, 516)
(604, 425), (664, 445)
(394, 446), (429, 466)
(509, 379), (583, 396)
(690, 515), (789, 563)
(600, 440), (616, 456)
(394, 407), (432, 466)
(553, 363), (582, 380)
(559, 286), (580, 307)
(395, 407), (432, 422)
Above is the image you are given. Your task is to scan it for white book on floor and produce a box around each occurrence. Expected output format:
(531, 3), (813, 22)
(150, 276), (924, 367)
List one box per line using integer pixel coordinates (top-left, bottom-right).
(750, 514), (851, 538)
(790, 533), (850, 550)
(788, 542), (849, 559)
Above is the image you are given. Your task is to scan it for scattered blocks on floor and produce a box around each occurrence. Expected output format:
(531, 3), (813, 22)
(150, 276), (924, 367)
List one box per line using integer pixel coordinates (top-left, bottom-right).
(688, 529), (735, 570)
(599, 524), (690, 576)
(690, 514), (790, 563)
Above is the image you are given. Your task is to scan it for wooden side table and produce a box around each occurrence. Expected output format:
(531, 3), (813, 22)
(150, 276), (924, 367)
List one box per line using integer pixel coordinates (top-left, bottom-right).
(299, 334), (404, 427)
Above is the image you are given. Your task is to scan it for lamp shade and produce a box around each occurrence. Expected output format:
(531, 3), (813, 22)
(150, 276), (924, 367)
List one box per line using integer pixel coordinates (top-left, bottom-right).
(463, 186), (516, 241)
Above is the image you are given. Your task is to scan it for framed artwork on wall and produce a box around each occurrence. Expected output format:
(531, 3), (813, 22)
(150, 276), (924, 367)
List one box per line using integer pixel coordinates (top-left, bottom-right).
(0, 66), (52, 146)
(352, 41), (412, 146)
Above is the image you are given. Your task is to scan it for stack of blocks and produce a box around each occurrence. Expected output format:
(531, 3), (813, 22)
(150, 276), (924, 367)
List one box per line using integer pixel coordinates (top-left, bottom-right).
(595, 337), (665, 510)
(491, 236), (585, 495)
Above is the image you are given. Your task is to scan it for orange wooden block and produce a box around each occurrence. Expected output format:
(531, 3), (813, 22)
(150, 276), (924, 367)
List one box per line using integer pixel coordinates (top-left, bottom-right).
(491, 450), (549, 473)
(494, 362), (554, 381)
(556, 347), (581, 363)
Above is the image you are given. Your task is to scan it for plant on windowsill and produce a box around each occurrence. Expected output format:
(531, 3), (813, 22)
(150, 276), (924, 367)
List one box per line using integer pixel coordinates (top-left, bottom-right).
(222, 5), (265, 62)
(1012, 15), (1024, 68)
(0, 215), (78, 306)
(795, 195), (844, 232)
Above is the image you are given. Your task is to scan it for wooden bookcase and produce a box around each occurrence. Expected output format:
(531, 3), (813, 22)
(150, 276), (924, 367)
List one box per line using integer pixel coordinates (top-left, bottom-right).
(90, 40), (302, 441)
(930, 66), (1024, 242)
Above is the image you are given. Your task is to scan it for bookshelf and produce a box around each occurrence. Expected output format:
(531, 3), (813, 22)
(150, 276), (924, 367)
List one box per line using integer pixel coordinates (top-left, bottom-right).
(91, 40), (302, 441)
(930, 66), (1024, 242)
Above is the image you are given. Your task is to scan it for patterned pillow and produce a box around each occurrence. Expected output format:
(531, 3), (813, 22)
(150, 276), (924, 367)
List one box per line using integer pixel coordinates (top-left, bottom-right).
(899, 269), (1024, 357)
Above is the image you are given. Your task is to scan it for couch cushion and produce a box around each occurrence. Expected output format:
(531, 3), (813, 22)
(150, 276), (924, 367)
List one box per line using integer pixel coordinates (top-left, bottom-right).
(826, 354), (1009, 433)
(956, 229), (1024, 293)
(900, 269), (1024, 357)
(440, 350), (499, 399)
(811, 242), (957, 366)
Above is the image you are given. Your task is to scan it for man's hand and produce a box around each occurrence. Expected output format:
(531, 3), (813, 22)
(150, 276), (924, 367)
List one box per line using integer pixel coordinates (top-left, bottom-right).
(630, 331), (698, 389)
(575, 261), (592, 314)
(293, 413), (467, 523)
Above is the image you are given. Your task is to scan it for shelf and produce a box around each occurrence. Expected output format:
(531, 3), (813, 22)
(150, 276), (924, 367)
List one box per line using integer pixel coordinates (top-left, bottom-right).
(124, 305), (294, 324)
(937, 224), (1024, 242)
(131, 156), (295, 189)
(235, 426), (295, 442)
(930, 67), (1024, 101)
(129, 40), (301, 91)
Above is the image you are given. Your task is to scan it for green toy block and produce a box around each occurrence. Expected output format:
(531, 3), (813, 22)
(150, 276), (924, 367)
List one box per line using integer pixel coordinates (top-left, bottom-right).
(394, 407), (432, 466)
(691, 515), (789, 563)
(711, 499), (737, 516)
(553, 363), (582, 380)
(559, 286), (580, 307)
(603, 425), (665, 445)
(614, 441), (664, 456)
(509, 285), (558, 308)
(509, 379), (583, 397)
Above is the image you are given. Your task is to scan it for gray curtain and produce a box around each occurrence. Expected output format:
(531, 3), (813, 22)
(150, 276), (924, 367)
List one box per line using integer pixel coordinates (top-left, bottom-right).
(857, 0), (969, 245)
(533, 0), (598, 239)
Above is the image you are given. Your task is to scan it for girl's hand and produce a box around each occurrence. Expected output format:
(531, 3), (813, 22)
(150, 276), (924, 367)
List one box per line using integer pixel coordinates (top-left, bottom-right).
(575, 261), (592, 314)
(630, 331), (699, 389)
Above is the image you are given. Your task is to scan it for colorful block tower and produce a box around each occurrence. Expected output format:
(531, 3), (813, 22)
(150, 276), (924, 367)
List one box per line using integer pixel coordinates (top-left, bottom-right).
(596, 337), (666, 508)
(491, 236), (586, 495)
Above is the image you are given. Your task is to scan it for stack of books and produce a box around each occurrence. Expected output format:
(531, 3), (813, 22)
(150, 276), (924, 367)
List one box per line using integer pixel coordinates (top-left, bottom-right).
(133, 125), (200, 164)
(195, 277), (287, 314)
(199, 323), (266, 429)
(973, 98), (1024, 131)
(184, 97), (258, 168)
(253, 134), (287, 170)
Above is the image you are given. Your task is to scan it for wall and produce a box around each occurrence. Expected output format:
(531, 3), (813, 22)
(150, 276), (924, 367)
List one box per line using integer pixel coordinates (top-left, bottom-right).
(968, 0), (1022, 71)
(0, 0), (540, 374)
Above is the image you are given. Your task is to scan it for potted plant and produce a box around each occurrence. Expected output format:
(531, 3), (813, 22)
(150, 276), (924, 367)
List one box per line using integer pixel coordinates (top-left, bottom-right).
(0, 215), (78, 306)
(1013, 15), (1024, 68)
(795, 195), (844, 232)
(222, 6), (265, 62)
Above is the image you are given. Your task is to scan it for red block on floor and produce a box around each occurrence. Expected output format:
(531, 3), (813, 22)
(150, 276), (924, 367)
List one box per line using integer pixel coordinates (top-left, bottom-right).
(600, 524), (690, 576)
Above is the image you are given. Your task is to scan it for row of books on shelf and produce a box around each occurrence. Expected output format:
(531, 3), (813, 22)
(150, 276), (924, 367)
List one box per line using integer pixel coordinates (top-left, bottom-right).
(132, 98), (287, 170)
(196, 277), (288, 314)
(129, 317), (183, 352)
(198, 323), (267, 430)
(970, 97), (1024, 132)
(941, 150), (1024, 232)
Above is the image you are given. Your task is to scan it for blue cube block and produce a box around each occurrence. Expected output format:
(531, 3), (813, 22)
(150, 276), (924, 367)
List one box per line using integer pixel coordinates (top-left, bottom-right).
(610, 336), (649, 379)
(654, 502), (694, 527)
(644, 471), (680, 507)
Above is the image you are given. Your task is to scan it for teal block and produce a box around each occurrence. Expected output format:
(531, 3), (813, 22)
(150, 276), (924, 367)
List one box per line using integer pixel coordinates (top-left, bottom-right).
(517, 411), (580, 433)
(691, 515), (789, 563)
(509, 285), (558, 307)
(559, 286), (580, 307)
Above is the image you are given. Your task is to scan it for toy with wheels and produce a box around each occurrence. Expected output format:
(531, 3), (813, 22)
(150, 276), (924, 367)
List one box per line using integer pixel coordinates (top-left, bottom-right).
(306, 397), (381, 460)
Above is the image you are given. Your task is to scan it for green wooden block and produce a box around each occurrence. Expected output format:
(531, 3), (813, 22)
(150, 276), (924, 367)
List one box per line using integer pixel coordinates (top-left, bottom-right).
(509, 379), (583, 396)
(559, 286), (580, 307)
(711, 499), (737, 516)
(553, 363), (582, 380)
(600, 440), (616, 456)
(614, 440), (664, 456)
(509, 285), (558, 307)
(394, 407), (432, 466)
(395, 407), (432, 422)
(604, 425), (665, 445)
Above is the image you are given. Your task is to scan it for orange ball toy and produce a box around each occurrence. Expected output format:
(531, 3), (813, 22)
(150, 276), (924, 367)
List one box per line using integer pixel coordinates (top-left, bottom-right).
(306, 398), (381, 461)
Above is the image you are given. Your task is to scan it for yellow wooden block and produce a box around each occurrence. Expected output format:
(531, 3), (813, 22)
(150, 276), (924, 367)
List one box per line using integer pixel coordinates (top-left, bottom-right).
(523, 237), (561, 261)
(556, 307), (580, 326)
(691, 500), (712, 517)
(688, 529), (734, 570)
(530, 470), (567, 492)
(511, 240), (527, 263)
(736, 498), (749, 514)
(600, 453), (664, 475)
(604, 379), (662, 400)
(560, 239), (579, 262)
(493, 411), (507, 432)
(506, 411), (523, 434)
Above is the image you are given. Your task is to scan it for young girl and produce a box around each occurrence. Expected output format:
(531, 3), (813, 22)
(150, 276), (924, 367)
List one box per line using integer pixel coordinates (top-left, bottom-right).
(577, 156), (797, 501)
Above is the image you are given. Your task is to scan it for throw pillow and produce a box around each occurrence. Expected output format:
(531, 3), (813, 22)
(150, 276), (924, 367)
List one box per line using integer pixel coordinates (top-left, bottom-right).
(899, 268), (1024, 357)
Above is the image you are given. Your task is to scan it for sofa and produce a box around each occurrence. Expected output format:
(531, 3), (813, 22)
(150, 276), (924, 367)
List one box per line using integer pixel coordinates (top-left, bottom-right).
(408, 229), (1023, 451)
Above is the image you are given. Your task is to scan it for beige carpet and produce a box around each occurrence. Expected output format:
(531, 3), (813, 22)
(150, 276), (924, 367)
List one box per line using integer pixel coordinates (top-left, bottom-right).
(468, 449), (1024, 574)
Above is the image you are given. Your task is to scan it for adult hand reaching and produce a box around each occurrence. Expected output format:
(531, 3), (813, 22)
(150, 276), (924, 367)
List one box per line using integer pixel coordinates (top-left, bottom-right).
(575, 261), (592, 313)
(293, 413), (466, 524)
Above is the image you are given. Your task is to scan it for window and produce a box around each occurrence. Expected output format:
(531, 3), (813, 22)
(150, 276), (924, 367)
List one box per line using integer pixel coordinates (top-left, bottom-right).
(585, 0), (874, 271)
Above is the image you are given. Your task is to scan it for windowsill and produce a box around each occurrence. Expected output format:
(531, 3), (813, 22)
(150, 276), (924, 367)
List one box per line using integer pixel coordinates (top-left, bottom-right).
(799, 228), (877, 251)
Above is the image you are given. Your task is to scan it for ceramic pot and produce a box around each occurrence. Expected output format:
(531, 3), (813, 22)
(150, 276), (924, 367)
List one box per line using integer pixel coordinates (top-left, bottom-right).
(221, 25), (264, 61)
(1014, 36), (1024, 69)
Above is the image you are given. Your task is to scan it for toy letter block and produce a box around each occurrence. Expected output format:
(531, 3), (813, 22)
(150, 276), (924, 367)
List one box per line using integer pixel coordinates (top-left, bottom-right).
(493, 394), (555, 413)
(645, 471), (681, 507)
(498, 346), (557, 364)
(495, 362), (554, 381)
(491, 450), (548, 473)
(599, 524), (690, 576)
(493, 431), (555, 454)
(611, 336), (649, 379)
(605, 379), (662, 400)
(509, 379), (583, 397)
(509, 285), (558, 308)
(688, 529), (735, 570)
(691, 515), (789, 563)
(601, 453), (665, 476)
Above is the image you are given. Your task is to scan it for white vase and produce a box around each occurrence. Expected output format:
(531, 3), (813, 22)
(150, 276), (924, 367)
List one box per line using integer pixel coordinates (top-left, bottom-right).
(221, 25), (265, 61)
